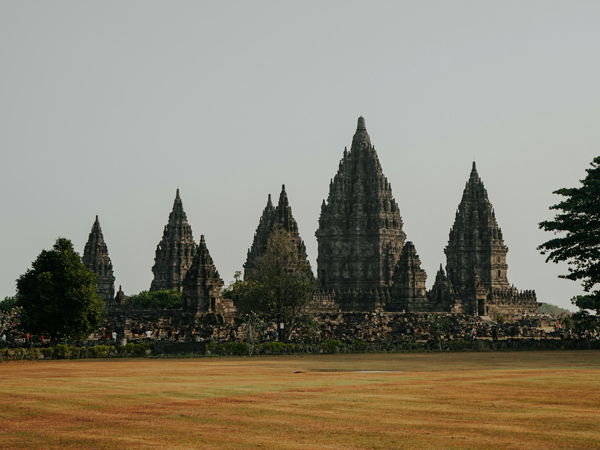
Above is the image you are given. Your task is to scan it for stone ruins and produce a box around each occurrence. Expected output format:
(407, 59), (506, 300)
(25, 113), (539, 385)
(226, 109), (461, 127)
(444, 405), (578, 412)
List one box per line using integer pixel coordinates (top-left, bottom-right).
(86, 117), (538, 328)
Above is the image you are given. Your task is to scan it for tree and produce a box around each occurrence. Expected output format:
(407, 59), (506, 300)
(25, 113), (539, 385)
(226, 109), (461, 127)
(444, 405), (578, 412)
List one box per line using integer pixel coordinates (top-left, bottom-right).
(236, 227), (316, 341)
(128, 290), (182, 309)
(538, 156), (600, 314)
(16, 238), (105, 342)
(0, 297), (21, 338)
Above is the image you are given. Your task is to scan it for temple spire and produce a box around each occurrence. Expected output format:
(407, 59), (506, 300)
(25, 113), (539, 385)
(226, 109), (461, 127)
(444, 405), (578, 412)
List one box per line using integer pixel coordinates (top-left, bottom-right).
(150, 189), (196, 292)
(245, 185), (311, 279)
(316, 116), (406, 304)
(182, 234), (224, 313)
(351, 116), (371, 148)
(445, 163), (509, 293)
(83, 215), (115, 303)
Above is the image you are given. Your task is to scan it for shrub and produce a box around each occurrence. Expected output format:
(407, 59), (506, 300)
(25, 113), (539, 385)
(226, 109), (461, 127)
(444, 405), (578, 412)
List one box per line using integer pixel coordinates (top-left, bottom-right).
(351, 340), (369, 352)
(260, 341), (288, 354)
(54, 344), (73, 359)
(497, 315), (506, 324)
(321, 339), (342, 354)
(86, 345), (114, 358)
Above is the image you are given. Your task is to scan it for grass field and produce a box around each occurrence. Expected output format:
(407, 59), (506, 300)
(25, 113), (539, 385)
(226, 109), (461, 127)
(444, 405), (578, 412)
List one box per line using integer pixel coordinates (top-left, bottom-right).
(1, 351), (599, 450)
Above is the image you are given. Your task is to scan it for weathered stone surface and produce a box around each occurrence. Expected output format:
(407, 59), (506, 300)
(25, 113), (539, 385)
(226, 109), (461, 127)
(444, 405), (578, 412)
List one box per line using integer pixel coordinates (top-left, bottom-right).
(316, 117), (406, 310)
(150, 189), (196, 292)
(82, 215), (115, 303)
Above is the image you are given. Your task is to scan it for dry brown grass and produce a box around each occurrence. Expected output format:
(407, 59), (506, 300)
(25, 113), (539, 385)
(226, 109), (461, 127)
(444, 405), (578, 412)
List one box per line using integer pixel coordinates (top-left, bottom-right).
(1, 351), (599, 450)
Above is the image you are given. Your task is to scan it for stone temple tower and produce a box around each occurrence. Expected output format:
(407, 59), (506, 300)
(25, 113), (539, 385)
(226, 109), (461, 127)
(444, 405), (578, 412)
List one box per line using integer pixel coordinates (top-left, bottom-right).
(244, 185), (310, 279)
(182, 235), (224, 314)
(389, 241), (428, 312)
(445, 162), (510, 293)
(316, 117), (406, 307)
(82, 215), (115, 303)
(150, 189), (197, 292)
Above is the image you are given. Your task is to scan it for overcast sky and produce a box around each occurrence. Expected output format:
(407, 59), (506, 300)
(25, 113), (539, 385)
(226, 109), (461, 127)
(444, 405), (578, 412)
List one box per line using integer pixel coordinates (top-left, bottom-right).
(1, 1), (599, 311)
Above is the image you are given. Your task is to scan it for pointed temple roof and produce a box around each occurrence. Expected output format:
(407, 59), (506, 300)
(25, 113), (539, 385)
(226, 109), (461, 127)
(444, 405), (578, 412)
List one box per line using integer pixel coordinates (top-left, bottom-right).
(445, 163), (510, 291)
(316, 116), (406, 291)
(183, 235), (223, 290)
(244, 185), (310, 278)
(83, 215), (115, 303)
(150, 189), (197, 292)
(394, 242), (424, 274)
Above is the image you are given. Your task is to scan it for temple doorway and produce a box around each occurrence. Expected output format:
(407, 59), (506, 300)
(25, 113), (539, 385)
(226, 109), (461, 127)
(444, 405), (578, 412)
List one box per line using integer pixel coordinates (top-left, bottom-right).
(477, 299), (486, 316)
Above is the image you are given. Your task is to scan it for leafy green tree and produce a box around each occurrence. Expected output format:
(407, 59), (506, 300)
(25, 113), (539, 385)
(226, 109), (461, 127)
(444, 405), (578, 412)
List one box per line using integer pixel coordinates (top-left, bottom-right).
(1, 297), (22, 338)
(128, 290), (182, 310)
(572, 310), (599, 337)
(537, 302), (572, 315)
(0, 296), (18, 313)
(236, 227), (316, 342)
(16, 238), (105, 342)
(428, 313), (449, 350)
(538, 156), (600, 314)
(561, 315), (573, 330)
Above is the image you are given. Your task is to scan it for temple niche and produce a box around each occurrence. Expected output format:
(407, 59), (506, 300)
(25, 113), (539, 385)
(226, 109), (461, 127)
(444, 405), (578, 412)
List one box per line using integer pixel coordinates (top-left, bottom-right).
(150, 189), (197, 293)
(82, 215), (115, 304)
(315, 117), (406, 311)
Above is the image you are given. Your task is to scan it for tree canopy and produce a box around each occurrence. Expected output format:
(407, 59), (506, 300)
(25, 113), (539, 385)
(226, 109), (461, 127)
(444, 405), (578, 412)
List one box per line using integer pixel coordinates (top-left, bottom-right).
(538, 156), (600, 314)
(231, 227), (316, 341)
(16, 237), (105, 341)
(128, 290), (183, 310)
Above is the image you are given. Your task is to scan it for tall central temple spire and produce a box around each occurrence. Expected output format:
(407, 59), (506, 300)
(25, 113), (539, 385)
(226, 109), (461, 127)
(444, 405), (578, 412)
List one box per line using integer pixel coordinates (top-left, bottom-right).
(316, 117), (406, 309)
(351, 116), (371, 148)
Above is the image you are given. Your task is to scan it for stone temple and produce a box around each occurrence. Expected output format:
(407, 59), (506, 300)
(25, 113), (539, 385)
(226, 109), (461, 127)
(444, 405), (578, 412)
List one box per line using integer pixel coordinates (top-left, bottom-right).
(315, 116), (406, 310)
(244, 184), (311, 280)
(87, 116), (537, 320)
(83, 215), (115, 304)
(150, 189), (197, 293)
(312, 117), (537, 316)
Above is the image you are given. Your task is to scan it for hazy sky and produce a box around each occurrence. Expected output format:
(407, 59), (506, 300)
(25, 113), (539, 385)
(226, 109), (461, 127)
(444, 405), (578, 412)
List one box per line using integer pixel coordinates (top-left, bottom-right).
(2, 1), (599, 311)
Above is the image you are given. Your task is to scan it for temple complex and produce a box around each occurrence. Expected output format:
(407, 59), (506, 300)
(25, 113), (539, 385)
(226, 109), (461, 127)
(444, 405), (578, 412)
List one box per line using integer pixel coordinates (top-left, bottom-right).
(85, 116), (537, 325)
(82, 215), (115, 303)
(150, 189), (197, 292)
(314, 117), (537, 317)
(244, 185), (311, 279)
